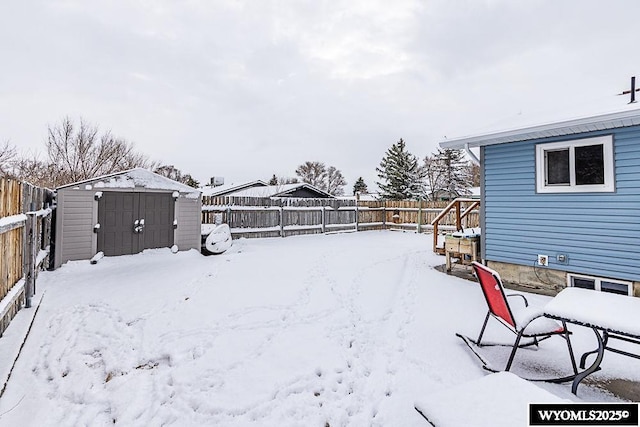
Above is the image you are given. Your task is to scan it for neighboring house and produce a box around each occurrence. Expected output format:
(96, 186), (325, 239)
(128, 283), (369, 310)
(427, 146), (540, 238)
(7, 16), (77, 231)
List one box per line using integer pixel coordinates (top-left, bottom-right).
(229, 183), (334, 198)
(54, 168), (201, 268)
(201, 180), (268, 197)
(440, 108), (640, 297)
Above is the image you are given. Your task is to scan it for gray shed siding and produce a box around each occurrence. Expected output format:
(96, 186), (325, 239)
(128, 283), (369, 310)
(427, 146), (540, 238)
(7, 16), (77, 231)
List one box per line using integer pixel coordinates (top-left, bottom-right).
(175, 196), (202, 250)
(55, 187), (202, 268)
(483, 125), (640, 282)
(55, 189), (97, 268)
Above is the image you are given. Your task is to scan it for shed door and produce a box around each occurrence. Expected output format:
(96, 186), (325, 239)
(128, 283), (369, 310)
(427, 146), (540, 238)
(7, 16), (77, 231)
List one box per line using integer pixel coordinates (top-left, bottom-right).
(141, 193), (174, 250)
(98, 192), (174, 256)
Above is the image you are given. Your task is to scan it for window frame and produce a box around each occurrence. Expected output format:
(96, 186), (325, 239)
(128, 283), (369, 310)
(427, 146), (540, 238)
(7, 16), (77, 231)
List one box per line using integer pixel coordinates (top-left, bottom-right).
(535, 135), (615, 193)
(567, 273), (632, 296)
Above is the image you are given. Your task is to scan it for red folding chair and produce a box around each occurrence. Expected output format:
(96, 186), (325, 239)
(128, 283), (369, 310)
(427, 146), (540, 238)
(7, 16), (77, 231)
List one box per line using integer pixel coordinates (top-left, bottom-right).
(470, 261), (578, 374)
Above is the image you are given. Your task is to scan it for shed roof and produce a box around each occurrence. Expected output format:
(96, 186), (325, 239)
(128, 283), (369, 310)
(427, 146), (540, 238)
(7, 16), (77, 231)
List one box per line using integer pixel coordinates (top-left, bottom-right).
(57, 168), (201, 194)
(440, 105), (640, 149)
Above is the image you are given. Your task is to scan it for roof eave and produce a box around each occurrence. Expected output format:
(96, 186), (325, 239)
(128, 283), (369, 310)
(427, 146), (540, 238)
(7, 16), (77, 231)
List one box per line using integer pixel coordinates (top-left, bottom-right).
(439, 108), (640, 149)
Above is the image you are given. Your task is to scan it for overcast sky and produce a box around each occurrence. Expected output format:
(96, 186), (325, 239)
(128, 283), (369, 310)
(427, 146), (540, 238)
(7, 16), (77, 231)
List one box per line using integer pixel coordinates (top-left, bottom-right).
(2, 0), (640, 191)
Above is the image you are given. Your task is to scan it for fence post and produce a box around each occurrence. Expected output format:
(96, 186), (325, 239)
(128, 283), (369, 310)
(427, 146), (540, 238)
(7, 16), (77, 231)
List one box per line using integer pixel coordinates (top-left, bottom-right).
(417, 201), (422, 234)
(321, 206), (326, 234)
(355, 202), (359, 232)
(24, 212), (37, 308)
(381, 204), (386, 229)
(279, 203), (284, 237)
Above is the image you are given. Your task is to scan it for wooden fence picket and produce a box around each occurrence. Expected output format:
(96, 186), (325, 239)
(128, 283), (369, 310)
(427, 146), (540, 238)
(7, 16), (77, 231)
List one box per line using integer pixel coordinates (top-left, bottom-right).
(201, 197), (479, 239)
(0, 177), (54, 335)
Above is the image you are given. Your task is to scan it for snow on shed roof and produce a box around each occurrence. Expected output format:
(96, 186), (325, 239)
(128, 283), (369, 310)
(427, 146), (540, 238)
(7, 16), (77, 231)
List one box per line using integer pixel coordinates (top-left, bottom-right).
(440, 104), (640, 149)
(57, 168), (201, 194)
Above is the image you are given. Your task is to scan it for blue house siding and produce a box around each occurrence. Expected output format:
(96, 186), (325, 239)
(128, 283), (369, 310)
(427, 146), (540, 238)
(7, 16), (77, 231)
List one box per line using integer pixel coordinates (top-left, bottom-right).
(483, 125), (640, 282)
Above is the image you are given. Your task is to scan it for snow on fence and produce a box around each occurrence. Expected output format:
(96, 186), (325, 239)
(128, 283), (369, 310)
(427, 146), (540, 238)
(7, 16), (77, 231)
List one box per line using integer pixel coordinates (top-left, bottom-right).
(201, 196), (479, 239)
(0, 177), (54, 336)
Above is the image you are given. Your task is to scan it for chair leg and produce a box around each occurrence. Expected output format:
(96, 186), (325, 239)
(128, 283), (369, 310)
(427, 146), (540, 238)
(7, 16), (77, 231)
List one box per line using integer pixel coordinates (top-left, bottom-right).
(476, 311), (491, 346)
(506, 330), (524, 371)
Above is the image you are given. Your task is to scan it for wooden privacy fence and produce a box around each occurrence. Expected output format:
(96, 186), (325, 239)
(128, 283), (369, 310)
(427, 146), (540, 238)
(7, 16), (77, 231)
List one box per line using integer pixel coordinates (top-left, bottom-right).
(0, 177), (54, 336)
(202, 196), (479, 239)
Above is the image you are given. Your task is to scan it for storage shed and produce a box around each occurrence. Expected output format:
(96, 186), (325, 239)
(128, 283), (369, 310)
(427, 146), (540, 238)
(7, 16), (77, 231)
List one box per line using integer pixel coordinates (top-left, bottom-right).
(54, 168), (201, 268)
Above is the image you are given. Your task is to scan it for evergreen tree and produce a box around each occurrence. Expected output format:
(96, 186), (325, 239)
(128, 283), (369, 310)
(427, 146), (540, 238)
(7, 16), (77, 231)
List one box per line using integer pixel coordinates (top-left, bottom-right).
(268, 174), (278, 185)
(182, 174), (200, 188)
(432, 148), (472, 199)
(375, 138), (423, 200)
(154, 165), (200, 188)
(352, 177), (368, 195)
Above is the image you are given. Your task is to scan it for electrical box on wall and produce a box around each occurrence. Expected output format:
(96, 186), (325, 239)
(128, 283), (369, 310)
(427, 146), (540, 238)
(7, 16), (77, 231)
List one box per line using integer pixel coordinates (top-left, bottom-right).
(537, 254), (549, 267)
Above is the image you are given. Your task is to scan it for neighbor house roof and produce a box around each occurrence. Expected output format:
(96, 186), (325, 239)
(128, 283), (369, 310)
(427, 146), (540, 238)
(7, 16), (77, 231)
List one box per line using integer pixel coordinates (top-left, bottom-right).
(200, 180), (268, 197)
(57, 168), (200, 194)
(440, 105), (640, 149)
(230, 183), (333, 198)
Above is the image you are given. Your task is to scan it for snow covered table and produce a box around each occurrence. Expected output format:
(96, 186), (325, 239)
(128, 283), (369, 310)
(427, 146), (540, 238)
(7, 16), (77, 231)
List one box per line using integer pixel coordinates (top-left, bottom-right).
(414, 372), (565, 427)
(543, 287), (640, 394)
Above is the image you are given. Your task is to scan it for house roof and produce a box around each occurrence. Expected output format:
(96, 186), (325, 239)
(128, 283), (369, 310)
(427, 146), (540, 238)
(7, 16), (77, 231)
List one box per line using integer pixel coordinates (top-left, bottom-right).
(200, 180), (268, 197)
(230, 183), (333, 198)
(57, 168), (200, 194)
(440, 105), (640, 149)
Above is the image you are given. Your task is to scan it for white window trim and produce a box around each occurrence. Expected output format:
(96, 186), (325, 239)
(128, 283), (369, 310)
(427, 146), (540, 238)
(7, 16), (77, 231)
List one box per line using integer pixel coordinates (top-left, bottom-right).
(567, 273), (632, 296)
(535, 135), (615, 193)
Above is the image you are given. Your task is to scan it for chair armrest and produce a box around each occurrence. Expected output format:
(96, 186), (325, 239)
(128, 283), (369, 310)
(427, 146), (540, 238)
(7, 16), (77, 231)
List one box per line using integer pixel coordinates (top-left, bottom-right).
(506, 293), (529, 307)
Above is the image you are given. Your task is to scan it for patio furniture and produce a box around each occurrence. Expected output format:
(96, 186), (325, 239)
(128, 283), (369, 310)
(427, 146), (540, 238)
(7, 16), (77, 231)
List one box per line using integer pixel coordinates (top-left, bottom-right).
(543, 287), (640, 394)
(444, 231), (480, 272)
(463, 262), (577, 376)
(414, 372), (565, 427)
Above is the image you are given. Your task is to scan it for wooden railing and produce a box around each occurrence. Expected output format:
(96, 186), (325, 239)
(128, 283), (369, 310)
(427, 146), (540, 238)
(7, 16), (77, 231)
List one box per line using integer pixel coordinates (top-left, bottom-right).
(430, 198), (481, 254)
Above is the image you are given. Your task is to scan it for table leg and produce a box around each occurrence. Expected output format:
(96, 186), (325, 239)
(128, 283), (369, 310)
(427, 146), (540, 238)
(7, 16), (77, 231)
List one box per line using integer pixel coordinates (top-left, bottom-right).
(579, 332), (609, 369)
(572, 328), (604, 395)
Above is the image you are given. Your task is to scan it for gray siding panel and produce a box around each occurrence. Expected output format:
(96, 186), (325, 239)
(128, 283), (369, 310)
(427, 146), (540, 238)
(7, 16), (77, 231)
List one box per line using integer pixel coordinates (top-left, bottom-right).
(55, 189), (97, 268)
(175, 196), (201, 251)
(484, 125), (640, 282)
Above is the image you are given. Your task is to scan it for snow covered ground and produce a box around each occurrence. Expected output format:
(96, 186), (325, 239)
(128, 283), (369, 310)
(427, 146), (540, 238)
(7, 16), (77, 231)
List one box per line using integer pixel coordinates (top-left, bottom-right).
(0, 231), (638, 426)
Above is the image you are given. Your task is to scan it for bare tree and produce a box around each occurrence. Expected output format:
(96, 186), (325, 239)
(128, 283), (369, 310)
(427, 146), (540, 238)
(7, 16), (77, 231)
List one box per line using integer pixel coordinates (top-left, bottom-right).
(11, 154), (56, 188)
(325, 166), (346, 196)
(0, 141), (16, 176)
(469, 162), (481, 187)
(46, 117), (153, 187)
(295, 161), (347, 195)
(279, 176), (299, 184)
(421, 154), (444, 201)
(295, 161), (327, 188)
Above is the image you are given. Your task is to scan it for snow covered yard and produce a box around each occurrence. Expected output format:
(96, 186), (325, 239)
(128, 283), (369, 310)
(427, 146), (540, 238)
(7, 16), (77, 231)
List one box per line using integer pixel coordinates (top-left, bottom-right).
(0, 231), (638, 426)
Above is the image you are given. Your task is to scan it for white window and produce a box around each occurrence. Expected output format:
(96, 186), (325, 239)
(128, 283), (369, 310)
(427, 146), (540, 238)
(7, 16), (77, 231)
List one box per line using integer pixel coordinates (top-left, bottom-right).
(536, 135), (615, 193)
(567, 273), (632, 296)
